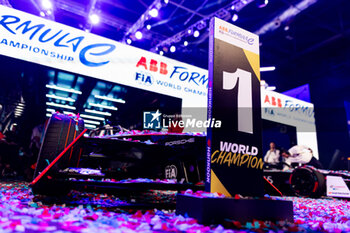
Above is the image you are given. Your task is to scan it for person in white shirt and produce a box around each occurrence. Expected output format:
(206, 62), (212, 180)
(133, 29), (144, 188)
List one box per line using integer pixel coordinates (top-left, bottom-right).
(264, 142), (280, 165)
(281, 145), (322, 169)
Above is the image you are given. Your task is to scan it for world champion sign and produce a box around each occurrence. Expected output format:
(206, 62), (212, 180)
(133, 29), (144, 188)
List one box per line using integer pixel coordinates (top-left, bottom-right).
(206, 17), (263, 197)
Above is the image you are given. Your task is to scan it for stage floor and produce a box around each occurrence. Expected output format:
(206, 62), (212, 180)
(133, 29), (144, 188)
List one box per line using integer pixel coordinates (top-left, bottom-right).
(0, 182), (349, 232)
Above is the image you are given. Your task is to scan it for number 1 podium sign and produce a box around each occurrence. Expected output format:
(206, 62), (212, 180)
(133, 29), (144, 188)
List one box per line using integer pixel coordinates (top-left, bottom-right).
(176, 18), (293, 223)
(207, 17), (264, 197)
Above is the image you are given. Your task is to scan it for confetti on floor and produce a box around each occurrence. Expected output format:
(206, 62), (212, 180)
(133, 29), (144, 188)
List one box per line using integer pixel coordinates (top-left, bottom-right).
(0, 182), (349, 232)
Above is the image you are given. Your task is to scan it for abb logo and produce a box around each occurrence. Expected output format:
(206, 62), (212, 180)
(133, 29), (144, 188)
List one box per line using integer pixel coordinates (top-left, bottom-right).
(264, 95), (282, 107)
(219, 26), (229, 32)
(136, 57), (168, 75)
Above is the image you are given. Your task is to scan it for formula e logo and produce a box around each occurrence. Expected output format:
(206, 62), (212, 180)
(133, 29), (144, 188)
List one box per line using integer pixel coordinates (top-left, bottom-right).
(0, 14), (116, 67)
(135, 72), (153, 86)
(165, 165), (177, 179)
(143, 110), (162, 130)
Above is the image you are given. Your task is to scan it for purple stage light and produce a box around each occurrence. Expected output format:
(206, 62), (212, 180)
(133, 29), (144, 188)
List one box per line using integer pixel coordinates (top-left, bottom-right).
(257, 0), (269, 8)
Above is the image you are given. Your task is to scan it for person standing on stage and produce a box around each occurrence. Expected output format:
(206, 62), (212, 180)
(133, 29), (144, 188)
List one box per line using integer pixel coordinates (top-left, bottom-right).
(264, 142), (280, 165)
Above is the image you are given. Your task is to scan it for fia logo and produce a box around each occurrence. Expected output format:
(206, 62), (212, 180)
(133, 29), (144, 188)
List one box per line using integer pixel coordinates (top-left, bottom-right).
(135, 72), (153, 86)
(143, 110), (162, 130)
(165, 165), (177, 179)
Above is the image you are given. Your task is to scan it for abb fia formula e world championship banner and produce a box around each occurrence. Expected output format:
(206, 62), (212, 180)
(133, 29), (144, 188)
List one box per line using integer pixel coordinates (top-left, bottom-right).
(207, 18), (263, 197)
(0, 5), (207, 110)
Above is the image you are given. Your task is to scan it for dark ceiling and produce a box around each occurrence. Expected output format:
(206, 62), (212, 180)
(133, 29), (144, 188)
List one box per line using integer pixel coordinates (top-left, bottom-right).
(4, 0), (350, 91)
(2, 0), (350, 163)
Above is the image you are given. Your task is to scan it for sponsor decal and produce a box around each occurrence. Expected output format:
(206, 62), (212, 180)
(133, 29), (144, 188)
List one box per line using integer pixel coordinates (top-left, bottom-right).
(170, 66), (208, 87)
(284, 99), (314, 117)
(264, 93), (314, 117)
(264, 94), (282, 107)
(165, 165), (177, 179)
(135, 71), (154, 86)
(218, 25), (255, 45)
(164, 138), (195, 146)
(135, 56), (208, 96)
(136, 56), (168, 75)
(264, 176), (273, 184)
(327, 175), (350, 198)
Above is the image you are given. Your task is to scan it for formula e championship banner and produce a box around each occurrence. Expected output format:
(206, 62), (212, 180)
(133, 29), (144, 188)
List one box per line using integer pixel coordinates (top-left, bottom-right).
(206, 17), (263, 197)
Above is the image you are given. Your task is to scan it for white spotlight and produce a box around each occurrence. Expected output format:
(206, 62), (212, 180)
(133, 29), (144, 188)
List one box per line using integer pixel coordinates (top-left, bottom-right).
(232, 14), (239, 22)
(126, 39), (132, 44)
(184, 41), (188, 46)
(149, 8), (159, 18)
(46, 102), (76, 110)
(146, 24), (152, 30)
(170, 45), (176, 53)
(63, 111), (75, 115)
(94, 95), (126, 104)
(193, 30), (200, 38)
(89, 103), (118, 111)
(90, 14), (100, 25)
(80, 114), (105, 121)
(135, 31), (143, 40)
(85, 109), (112, 116)
(46, 94), (75, 102)
(85, 124), (97, 129)
(260, 66), (276, 72)
(82, 119), (100, 125)
(41, 0), (52, 10)
(266, 86), (276, 91)
(46, 84), (82, 94)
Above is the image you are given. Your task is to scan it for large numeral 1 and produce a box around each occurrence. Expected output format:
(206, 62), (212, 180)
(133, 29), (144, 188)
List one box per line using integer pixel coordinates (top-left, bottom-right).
(223, 68), (253, 134)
